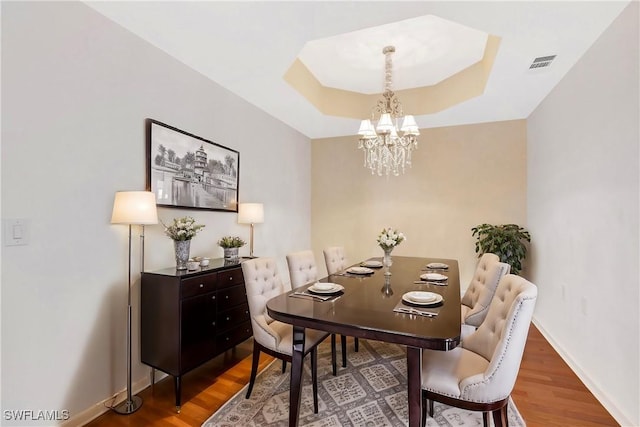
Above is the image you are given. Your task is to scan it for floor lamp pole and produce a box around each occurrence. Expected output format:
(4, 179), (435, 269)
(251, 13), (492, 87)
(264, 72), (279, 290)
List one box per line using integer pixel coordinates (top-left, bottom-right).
(140, 225), (146, 273)
(249, 223), (255, 258)
(113, 224), (143, 414)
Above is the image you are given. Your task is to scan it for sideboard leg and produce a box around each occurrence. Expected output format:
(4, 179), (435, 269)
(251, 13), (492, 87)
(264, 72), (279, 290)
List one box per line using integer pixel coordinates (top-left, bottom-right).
(149, 368), (155, 388)
(174, 375), (182, 413)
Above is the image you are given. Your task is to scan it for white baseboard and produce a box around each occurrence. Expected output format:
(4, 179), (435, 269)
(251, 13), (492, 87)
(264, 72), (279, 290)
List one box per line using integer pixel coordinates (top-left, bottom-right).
(62, 370), (168, 427)
(533, 318), (635, 427)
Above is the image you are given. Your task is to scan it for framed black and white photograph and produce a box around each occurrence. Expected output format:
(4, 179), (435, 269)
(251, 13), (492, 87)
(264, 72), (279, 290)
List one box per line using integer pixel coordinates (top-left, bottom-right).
(146, 119), (239, 212)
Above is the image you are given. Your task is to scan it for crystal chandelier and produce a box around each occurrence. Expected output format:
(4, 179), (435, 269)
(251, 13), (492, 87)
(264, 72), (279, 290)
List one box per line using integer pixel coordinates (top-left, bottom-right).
(358, 46), (420, 177)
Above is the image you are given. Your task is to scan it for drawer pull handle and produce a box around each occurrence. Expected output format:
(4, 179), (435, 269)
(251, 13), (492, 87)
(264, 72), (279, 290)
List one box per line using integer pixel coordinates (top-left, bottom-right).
(229, 276), (233, 281)
(226, 316), (230, 321)
(212, 322), (216, 326)
(225, 295), (229, 299)
(199, 284), (204, 288)
(212, 296), (216, 300)
(225, 337), (229, 341)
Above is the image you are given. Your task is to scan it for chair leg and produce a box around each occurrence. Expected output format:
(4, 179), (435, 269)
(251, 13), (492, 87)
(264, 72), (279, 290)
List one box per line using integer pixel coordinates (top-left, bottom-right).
(282, 359), (287, 373)
(331, 334), (337, 376)
(246, 344), (261, 398)
(428, 399), (434, 417)
(483, 411), (491, 427)
(341, 335), (347, 367)
(311, 348), (319, 414)
(421, 396), (427, 427)
(492, 404), (508, 427)
(354, 337), (359, 352)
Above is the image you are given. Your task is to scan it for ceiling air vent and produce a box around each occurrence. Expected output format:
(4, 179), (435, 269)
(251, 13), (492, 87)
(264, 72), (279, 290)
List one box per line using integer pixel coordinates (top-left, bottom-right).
(529, 55), (556, 69)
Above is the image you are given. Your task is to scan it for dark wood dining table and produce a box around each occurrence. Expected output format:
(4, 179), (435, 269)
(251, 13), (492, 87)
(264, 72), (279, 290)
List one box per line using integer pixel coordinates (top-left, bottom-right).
(266, 255), (461, 427)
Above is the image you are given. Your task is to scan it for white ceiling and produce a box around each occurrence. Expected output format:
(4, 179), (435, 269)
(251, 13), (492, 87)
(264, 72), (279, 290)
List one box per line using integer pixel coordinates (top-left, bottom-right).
(85, 1), (629, 139)
(297, 14), (489, 93)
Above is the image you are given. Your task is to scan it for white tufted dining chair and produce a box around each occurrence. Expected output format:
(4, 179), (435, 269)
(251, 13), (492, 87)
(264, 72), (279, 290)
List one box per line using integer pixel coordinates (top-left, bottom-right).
(323, 246), (349, 275)
(286, 250), (338, 374)
(286, 250), (320, 290)
(461, 253), (511, 328)
(421, 274), (537, 427)
(322, 246), (360, 355)
(241, 257), (332, 413)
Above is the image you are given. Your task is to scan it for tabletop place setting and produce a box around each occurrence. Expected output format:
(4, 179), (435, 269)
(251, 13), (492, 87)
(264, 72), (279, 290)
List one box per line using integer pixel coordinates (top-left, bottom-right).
(289, 281), (344, 301)
(333, 265), (377, 277)
(394, 290), (444, 318)
(414, 271), (449, 285)
(360, 259), (383, 268)
(424, 262), (449, 270)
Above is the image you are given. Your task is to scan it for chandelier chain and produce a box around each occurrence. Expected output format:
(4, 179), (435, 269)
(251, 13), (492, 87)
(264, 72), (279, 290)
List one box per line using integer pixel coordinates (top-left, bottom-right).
(384, 47), (393, 94)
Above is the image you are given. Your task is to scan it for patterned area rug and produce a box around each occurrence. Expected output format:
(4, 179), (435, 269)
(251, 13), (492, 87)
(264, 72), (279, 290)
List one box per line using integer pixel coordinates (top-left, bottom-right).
(203, 339), (525, 427)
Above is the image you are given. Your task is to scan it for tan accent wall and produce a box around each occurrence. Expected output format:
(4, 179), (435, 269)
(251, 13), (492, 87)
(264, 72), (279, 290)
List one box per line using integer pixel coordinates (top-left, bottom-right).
(311, 119), (527, 287)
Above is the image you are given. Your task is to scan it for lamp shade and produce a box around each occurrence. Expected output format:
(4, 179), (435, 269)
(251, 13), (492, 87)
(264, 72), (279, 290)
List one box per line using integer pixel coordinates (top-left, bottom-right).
(111, 191), (158, 225)
(358, 120), (376, 138)
(238, 203), (264, 224)
(376, 113), (394, 134)
(400, 115), (420, 136)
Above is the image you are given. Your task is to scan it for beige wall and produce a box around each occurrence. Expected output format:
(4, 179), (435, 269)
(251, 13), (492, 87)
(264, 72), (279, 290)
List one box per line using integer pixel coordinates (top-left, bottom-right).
(311, 119), (527, 287)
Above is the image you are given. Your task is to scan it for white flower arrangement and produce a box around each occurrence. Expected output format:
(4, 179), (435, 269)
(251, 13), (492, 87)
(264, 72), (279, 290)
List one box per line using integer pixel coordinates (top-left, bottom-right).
(377, 227), (406, 251)
(163, 216), (205, 241)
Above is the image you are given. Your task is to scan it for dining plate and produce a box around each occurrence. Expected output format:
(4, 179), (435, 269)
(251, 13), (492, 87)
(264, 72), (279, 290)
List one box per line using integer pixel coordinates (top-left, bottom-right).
(347, 266), (375, 275)
(426, 262), (449, 270)
(307, 283), (344, 295)
(312, 282), (335, 291)
(360, 260), (383, 268)
(420, 273), (448, 281)
(402, 291), (443, 306)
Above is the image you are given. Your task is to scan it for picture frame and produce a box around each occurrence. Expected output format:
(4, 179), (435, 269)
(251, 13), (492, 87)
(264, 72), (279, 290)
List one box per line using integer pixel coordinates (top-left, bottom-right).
(146, 119), (239, 212)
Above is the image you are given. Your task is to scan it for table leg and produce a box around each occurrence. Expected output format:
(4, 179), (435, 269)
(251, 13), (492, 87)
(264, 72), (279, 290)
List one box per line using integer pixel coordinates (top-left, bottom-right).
(407, 347), (422, 427)
(289, 326), (305, 427)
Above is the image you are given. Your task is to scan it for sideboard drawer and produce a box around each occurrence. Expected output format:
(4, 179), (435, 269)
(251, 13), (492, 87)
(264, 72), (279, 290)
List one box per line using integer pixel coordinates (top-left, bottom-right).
(181, 273), (217, 298)
(217, 303), (250, 332)
(216, 321), (252, 351)
(217, 284), (247, 308)
(217, 268), (244, 289)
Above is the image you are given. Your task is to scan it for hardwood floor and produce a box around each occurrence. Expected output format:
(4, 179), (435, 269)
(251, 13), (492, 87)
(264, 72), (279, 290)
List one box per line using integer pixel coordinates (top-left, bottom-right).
(86, 325), (619, 427)
(512, 326), (619, 427)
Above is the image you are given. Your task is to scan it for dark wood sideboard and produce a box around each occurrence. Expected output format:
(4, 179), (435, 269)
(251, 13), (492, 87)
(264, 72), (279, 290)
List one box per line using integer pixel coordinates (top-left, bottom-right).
(140, 258), (252, 412)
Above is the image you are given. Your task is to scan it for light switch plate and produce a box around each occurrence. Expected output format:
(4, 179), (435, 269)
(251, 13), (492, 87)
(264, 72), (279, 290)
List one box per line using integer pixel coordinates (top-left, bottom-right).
(3, 218), (30, 246)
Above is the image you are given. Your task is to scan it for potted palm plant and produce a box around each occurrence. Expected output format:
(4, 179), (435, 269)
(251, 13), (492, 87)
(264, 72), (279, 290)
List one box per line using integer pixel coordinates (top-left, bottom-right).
(471, 223), (531, 275)
(217, 236), (246, 260)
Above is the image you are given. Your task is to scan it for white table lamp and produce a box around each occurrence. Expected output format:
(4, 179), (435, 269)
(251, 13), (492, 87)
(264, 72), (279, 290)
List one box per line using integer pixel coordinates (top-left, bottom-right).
(238, 203), (264, 258)
(111, 191), (158, 414)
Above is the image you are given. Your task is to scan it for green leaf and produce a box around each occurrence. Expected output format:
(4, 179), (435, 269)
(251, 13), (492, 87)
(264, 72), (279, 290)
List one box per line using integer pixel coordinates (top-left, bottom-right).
(471, 222), (531, 274)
